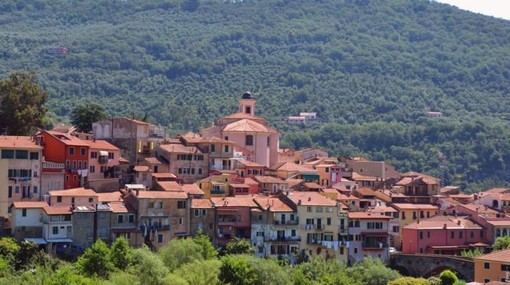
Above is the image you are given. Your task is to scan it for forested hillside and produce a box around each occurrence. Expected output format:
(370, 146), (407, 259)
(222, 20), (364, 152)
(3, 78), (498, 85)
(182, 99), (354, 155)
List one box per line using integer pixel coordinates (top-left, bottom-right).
(1, 0), (510, 190)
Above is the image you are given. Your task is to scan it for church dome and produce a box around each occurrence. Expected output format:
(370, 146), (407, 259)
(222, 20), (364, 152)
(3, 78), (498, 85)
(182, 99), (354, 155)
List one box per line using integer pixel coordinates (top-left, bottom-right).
(242, 91), (253, 99)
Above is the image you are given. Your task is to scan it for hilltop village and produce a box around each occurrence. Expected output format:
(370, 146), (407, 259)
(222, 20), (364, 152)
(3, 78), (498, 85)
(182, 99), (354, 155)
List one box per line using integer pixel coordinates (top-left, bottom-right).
(1, 93), (510, 282)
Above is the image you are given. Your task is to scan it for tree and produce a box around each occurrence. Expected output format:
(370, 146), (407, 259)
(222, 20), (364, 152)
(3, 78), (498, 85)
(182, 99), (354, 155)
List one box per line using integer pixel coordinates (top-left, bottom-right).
(0, 237), (20, 267)
(76, 239), (114, 279)
(224, 237), (255, 255)
(70, 103), (107, 133)
(173, 259), (221, 285)
(493, 236), (510, 251)
(388, 277), (429, 285)
(0, 72), (48, 135)
(181, 0), (199, 12)
(347, 258), (401, 285)
(439, 270), (459, 285)
(219, 255), (257, 285)
(110, 237), (132, 270)
(131, 246), (168, 285)
(193, 234), (218, 260)
(158, 238), (203, 271)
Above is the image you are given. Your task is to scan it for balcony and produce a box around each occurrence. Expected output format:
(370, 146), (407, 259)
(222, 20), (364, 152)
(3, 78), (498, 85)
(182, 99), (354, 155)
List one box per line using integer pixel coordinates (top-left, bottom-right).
(302, 224), (325, 231)
(98, 156), (108, 164)
(266, 236), (301, 242)
(273, 219), (299, 226)
(362, 242), (388, 249)
(211, 189), (226, 195)
(339, 226), (348, 234)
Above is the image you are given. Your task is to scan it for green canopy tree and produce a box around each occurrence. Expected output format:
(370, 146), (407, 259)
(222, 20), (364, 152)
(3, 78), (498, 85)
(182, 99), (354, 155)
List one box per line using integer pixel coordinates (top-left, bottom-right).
(439, 269), (459, 285)
(110, 237), (132, 270)
(224, 237), (255, 255)
(0, 72), (48, 135)
(70, 103), (107, 133)
(493, 236), (510, 251)
(193, 234), (218, 260)
(158, 238), (203, 272)
(76, 240), (114, 279)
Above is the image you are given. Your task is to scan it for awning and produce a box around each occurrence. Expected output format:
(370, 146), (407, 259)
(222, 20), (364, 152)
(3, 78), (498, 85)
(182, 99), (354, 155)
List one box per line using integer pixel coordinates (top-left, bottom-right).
(99, 151), (109, 156)
(46, 238), (73, 243)
(24, 238), (47, 245)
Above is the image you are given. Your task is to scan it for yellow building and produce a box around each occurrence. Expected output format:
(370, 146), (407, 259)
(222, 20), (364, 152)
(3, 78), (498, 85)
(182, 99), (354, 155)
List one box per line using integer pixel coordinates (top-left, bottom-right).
(197, 172), (236, 198)
(391, 203), (438, 249)
(474, 248), (510, 283)
(282, 191), (348, 262)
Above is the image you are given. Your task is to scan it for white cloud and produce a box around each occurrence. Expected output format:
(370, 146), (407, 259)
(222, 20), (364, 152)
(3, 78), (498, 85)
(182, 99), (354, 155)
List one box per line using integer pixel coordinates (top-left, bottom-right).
(434, 0), (510, 20)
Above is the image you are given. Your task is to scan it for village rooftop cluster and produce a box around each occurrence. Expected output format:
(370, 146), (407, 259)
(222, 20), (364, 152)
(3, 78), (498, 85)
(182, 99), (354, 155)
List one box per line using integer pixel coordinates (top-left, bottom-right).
(1, 93), (509, 283)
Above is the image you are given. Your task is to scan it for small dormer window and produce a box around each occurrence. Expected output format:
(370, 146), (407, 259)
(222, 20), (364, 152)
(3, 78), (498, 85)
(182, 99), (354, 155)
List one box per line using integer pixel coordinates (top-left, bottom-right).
(245, 106), (251, 114)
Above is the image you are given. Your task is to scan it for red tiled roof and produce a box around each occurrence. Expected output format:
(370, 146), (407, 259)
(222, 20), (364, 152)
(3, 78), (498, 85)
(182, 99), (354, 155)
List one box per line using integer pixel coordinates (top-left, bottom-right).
(45, 131), (89, 147)
(49, 187), (97, 197)
(44, 206), (73, 215)
(253, 176), (286, 184)
(211, 196), (259, 207)
(133, 165), (150, 172)
(286, 192), (336, 206)
(237, 160), (265, 168)
(156, 181), (182, 192)
(145, 157), (163, 165)
(253, 197), (293, 212)
(159, 143), (202, 154)
(152, 172), (177, 179)
(191, 198), (213, 208)
(182, 184), (204, 195)
(304, 182), (322, 189)
(392, 203), (438, 210)
(475, 248), (510, 262)
(12, 201), (48, 209)
(270, 161), (314, 172)
(403, 215), (482, 230)
(86, 140), (119, 151)
(0, 136), (42, 150)
(348, 212), (391, 219)
(223, 119), (277, 134)
(97, 192), (123, 202)
(109, 201), (135, 213)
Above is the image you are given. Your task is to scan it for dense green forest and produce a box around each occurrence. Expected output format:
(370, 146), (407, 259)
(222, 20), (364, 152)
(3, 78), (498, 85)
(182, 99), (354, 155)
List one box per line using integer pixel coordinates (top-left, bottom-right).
(0, 236), (462, 285)
(1, 0), (510, 189)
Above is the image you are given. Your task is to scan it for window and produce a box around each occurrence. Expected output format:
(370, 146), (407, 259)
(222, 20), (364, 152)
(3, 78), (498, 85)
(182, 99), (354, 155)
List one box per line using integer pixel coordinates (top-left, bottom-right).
(8, 186), (12, 198)
(211, 145), (216, 152)
(198, 168), (202, 175)
(15, 186), (19, 193)
(52, 226), (58, 235)
(420, 211), (424, 219)
(484, 262), (490, 269)
(246, 135), (254, 146)
(419, 231), (423, 239)
(22, 209), (27, 217)
(327, 218), (331, 225)
(413, 211), (417, 220)
(316, 207), (323, 213)
(470, 231), (474, 238)
(108, 152), (114, 159)
(177, 201), (186, 209)
(71, 197), (75, 204)
(1, 150), (14, 159)
(91, 152), (98, 159)
(201, 209), (206, 216)
(118, 215), (124, 223)
(179, 217), (183, 225)
(224, 145), (229, 152)
(224, 136), (228, 141)
(194, 209), (200, 217)
(72, 160), (77, 169)
(307, 206), (312, 212)
(459, 231), (463, 239)
(57, 196), (62, 203)
(81, 148), (86, 155)
(66, 175), (69, 181)
(90, 166), (95, 173)
(15, 150), (28, 159)
(402, 212), (406, 220)
(128, 215), (134, 223)
(69, 147), (75, 155)
(30, 152), (39, 160)
(480, 230), (484, 238)
(73, 175), (77, 181)
(501, 264), (510, 271)
(65, 160), (70, 168)
(450, 231), (454, 239)
(267, 137), (270, 146)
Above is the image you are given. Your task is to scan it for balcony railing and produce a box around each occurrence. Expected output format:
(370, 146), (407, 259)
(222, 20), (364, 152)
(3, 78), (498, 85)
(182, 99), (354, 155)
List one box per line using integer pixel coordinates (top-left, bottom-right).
(302, 224), (325, 231)
(362, 242), (388, 249)
(273, 219), (299, 226)
(266, 236), (301, 242)
(140, 210), (170, 217)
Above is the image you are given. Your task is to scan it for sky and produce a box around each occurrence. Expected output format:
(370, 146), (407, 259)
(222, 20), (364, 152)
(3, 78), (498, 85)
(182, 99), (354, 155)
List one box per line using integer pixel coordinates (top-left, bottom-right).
(434, 0), (510, 20)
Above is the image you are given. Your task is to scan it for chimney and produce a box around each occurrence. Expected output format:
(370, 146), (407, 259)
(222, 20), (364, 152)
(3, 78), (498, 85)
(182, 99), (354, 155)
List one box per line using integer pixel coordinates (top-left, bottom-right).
(443, 223), (447, 229)
(457, 220), (461, 225)
(298, 199), (302, 205)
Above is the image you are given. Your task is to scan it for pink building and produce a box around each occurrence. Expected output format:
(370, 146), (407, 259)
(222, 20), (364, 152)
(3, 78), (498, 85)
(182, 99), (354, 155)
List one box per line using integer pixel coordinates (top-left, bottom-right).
(211, 196), (258, 245)
(402, 215), (485, 255)
(86, 140), (120, 180)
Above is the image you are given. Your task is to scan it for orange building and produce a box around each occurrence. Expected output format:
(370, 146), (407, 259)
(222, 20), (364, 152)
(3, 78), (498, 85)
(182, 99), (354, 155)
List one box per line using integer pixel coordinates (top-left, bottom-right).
(474, 249), (510, 283)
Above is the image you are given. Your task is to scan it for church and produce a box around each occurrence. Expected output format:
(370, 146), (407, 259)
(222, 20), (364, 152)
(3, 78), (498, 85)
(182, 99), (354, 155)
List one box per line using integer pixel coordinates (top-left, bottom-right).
(201, 92), (280, 167)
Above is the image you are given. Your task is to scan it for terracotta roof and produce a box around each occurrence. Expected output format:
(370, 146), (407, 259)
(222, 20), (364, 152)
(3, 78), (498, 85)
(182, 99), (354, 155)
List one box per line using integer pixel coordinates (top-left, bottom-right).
(243, 177), (258, 185)
(86, 140), (119, 151)
(475, 248), (510, 262)
(485, 188), (510, 194)
(97, 192), (123, 202)
(12, 201), (48, 209)
(253, 176), (286, 184)
(270, 161), (314, 172)
(322, 188), (339, 194)
(403, 215), (482, 230)
(152, 172), (177, 179)
(133, 165), (150, 172)
(372, 205), (398, 213)
(253, 197), (294, 212)
(156, 181), (182, 192)
(49, 188), (97, 197)
(286, 192), (336, 206)
(181, 184), (204, 195)
(230, 183), (250, 188)
(45, 131), (89, 147)
(44, 206), (73, 215)
(349, 212), (391, 219)
(191, 198), (213, 208)
(392, 203), (438, 210)
(351, 172), (378, 181)
(304, 182), (322, 189)
(211, 196), (259, 207)
(287, 178), (304, 188)
(355, 187), (377, 196)
(0, 136), (42, 150)
(222, 112), (267, 124)
(458, 203), (500, 215)
(145, 157), (163, 165)
(134, 190), (187, 199)
(223, 119), (277, 134)
(159, 144), (202, 154)
(237, 160), (265, 167)
(109, 201), (135, 213)
(486, 220), (510, 226)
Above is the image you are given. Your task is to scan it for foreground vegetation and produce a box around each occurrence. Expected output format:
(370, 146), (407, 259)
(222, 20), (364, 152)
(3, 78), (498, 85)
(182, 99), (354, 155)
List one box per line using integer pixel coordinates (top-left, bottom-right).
(0, 236), (467, 285)
(2, 0), (510, 188)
